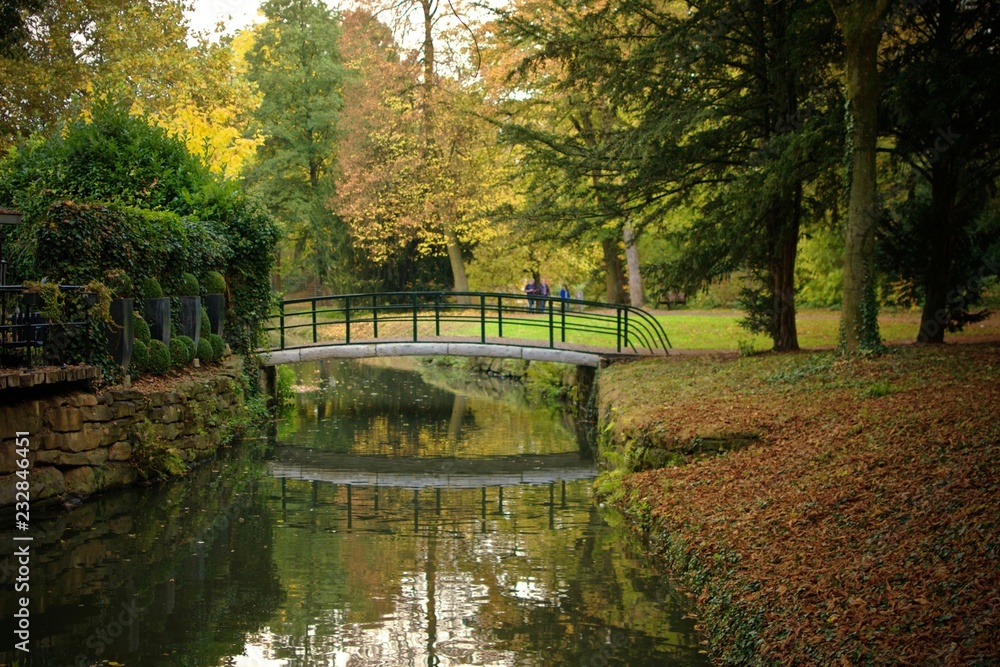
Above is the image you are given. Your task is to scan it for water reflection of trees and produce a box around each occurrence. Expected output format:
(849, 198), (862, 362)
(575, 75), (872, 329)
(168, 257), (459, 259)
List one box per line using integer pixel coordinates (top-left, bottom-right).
(256, 477), (705, 666)
(278, 359), (580, 458)
(0, 446), (284, 667)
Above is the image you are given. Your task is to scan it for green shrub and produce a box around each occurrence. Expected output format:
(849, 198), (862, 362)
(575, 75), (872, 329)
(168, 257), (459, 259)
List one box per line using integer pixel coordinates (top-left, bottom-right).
(196, 337), (214, 362)
(177, 273), (199, 297)
(203, 270), (226, 294)
(133, 316), (151, 345)
(201, 308), (211, 336)
(1, 101), (275, 363)
(148, 340), (170, 375)
(174, 334), (196, 359)
(104, 269), (134, 298)
(169, 337), (190, 367)
(141, 277), (163, 299)
(208, 333), (225, 360)
(131, 339), (149, 374)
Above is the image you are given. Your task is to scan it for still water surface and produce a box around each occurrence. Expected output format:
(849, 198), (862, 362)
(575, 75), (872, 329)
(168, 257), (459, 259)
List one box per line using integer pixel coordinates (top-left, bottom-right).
(1, 359), (707, 666)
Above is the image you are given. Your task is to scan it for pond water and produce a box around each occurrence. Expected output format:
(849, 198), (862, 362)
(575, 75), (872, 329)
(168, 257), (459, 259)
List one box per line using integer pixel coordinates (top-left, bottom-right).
(1, 359), (707, 667)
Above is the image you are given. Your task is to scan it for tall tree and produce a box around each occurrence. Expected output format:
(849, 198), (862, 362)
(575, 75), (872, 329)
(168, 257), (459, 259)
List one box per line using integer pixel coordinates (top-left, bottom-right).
(497, 0), (843, 346)
(491, 0), (636, 304)
(879, 0), (1000, 343)
(827, 0), (893, 352)
(244, 0), (346, 293)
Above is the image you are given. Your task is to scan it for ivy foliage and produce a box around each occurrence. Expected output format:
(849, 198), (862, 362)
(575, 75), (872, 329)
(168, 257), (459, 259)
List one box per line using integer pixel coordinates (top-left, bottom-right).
(0, 98), (279, 361)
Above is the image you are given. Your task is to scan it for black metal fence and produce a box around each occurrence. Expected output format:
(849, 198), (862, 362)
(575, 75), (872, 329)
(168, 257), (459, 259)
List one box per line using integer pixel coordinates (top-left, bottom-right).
(266, 291), (671, 355)
(0, 285), (91, 368)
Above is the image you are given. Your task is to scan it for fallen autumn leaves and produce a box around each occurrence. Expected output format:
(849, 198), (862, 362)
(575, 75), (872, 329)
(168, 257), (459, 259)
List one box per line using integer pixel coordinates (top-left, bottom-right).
(596, 343), (1000, 665)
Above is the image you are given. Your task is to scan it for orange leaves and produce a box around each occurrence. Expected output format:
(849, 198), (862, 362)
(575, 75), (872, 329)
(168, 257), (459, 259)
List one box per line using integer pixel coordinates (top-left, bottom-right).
(602, 343), (1000, 665)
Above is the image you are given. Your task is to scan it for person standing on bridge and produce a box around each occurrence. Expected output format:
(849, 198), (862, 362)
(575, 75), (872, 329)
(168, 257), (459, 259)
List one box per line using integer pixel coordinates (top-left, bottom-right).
(524, 279), (537, 313)
(539, 279), (550, 311)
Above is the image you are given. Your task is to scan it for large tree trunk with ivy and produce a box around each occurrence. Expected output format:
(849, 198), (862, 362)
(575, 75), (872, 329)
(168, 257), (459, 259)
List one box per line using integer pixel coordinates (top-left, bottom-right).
(830, 0), (891, 352)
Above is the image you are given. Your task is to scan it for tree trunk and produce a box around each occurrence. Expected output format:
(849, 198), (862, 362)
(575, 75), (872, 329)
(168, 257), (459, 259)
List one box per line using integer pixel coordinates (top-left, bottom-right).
(771, 197), (801, 352)
(602, 237), (627, 304)
(623, 225), (644, 308)
(420, 0), (435, 140)
(917, 168), (958, 343)
(833, 7), (886, 353)
(445, 226), (471, 304)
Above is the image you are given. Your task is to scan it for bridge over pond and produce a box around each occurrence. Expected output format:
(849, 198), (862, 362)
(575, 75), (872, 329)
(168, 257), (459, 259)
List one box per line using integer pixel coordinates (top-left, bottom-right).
(263, 291), (671, 368)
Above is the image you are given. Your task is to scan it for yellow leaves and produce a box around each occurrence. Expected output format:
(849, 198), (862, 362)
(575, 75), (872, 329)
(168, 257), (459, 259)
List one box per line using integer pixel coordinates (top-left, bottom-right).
(151, 102), (262, 175)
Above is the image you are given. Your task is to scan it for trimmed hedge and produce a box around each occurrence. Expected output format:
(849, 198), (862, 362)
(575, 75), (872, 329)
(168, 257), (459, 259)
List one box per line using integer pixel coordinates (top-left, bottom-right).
(131, 339), (150, 374)
(33, 202), (229, 294)
(196, 337), (214, 362)
(134, 317), (151, 345)
(203, 270), (226, 294)
(141, 277), (164, 299)
(178, 272), (200, 297)
(208, 333), (225, 360)
(169, 337), (190, 367)
(149, 340), (170, 375)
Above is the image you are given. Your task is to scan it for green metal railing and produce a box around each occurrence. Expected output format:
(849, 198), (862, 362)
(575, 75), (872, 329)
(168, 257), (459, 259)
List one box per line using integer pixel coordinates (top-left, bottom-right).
(265, 291), (671, 356)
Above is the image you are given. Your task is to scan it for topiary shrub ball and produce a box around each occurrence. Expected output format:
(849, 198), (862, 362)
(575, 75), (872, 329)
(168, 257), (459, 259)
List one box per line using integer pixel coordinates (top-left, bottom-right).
(133, 316), (151, 345)
(141, 277), (164, 299)
(131, 339), (149, 374)
(203, 270), (226, 294)
(208, 333), (225, 360)
(177, 272), (199, 297)
(174, 335), (196, 361)
(169, 337), (190, 367)
(149, 340), (170, 375)
(200, 308), (211, 336)
(196, 337), (214, 362)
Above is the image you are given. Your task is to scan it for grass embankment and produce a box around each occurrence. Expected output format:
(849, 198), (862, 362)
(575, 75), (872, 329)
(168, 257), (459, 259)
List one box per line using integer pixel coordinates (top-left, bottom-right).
(596, 344), (1000, 665)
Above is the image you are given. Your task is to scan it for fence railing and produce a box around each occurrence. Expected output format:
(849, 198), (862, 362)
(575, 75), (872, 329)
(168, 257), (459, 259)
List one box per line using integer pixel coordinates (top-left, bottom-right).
(0, 285), (90, 368)
(266, 291), (671, 355)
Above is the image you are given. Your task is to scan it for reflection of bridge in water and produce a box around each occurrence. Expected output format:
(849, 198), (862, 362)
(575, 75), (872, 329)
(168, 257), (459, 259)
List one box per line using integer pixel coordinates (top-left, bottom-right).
(269, 447), (596, 488)
(270, 447), (596, 530)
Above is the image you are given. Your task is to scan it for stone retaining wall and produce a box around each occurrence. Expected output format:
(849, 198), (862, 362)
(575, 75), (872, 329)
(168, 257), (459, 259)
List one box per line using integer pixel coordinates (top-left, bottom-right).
(0, 358), (244, 507)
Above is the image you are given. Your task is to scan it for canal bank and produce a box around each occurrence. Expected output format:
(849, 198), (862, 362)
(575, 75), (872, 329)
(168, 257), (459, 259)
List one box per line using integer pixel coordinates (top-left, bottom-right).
(593, 344), (1000, 665)
(0, 357), (251, 507)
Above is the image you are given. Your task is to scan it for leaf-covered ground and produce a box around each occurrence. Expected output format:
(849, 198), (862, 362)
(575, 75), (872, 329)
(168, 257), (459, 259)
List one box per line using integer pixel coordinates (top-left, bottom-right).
(597, 343), (1000, 665)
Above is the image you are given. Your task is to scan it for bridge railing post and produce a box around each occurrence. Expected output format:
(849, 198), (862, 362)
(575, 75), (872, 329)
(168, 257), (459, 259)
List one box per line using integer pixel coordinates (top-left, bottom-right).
(345, 295), (351, 345)
(548, 297), (554, 348)
(279, 307), (285, 350)
(616, 307), (622, 353)
(480, 294), (486, 344)
(372, 294), (378, 338)
(412, 292), (418, 342)
(497, 296), (503, 338)
(560, 298), (566, 343)
(434, 293), (440, 337)
(312, 298), (318, 344)
(623, 308), (629, 349)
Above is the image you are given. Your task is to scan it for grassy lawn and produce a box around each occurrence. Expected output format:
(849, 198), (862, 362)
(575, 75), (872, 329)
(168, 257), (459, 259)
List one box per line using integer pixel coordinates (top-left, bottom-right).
(596, 344), (1000, 665)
